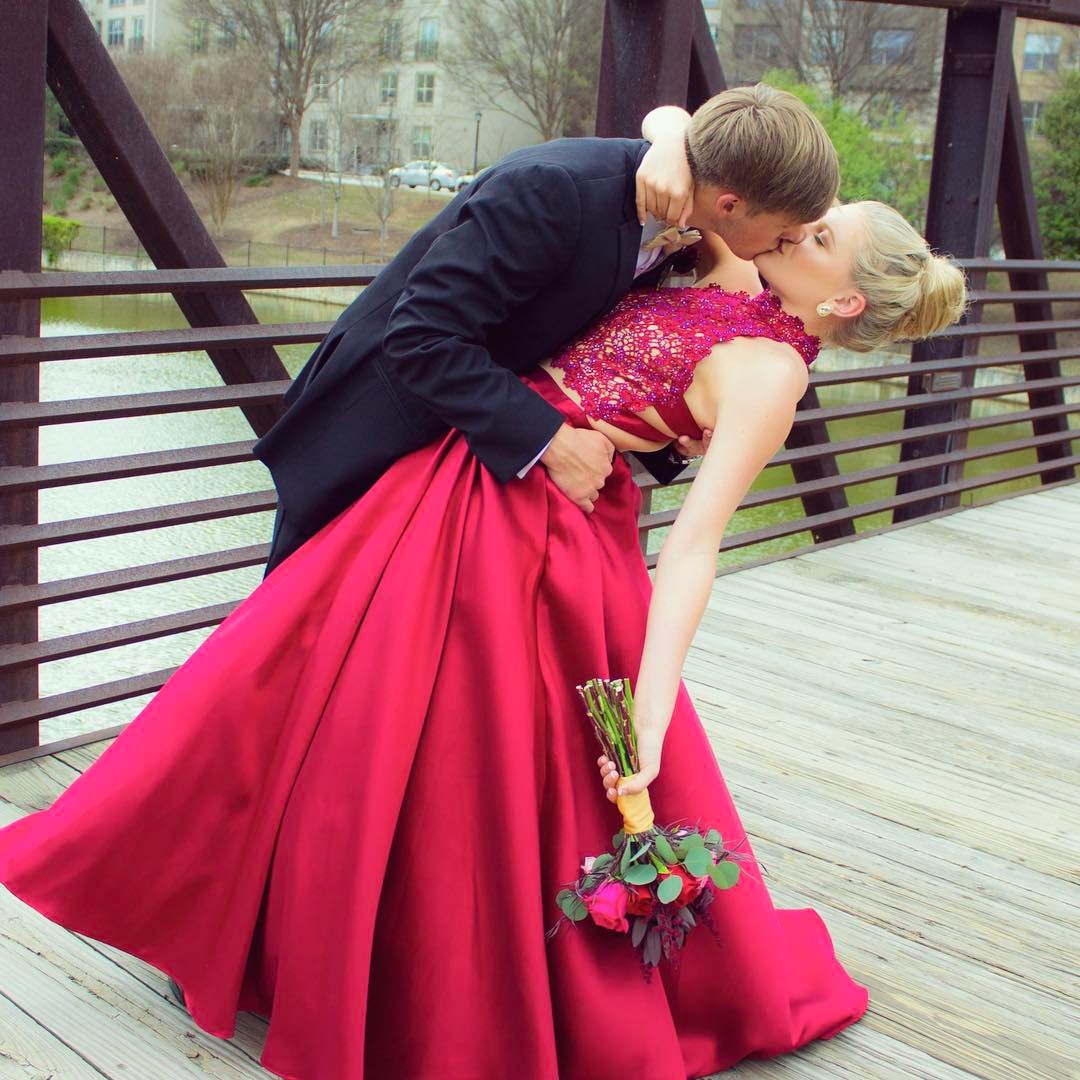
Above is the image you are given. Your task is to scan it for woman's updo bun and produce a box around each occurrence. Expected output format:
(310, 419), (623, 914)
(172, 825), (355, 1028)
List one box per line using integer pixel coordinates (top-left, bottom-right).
(832, 201), (967, 353)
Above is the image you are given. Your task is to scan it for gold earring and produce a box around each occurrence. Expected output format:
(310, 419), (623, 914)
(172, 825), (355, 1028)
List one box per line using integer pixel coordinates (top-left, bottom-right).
(816, 302), (833, 317)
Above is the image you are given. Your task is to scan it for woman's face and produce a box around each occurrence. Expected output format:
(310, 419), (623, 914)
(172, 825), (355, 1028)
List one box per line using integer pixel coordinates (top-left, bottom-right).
(753, 203), (866, 314)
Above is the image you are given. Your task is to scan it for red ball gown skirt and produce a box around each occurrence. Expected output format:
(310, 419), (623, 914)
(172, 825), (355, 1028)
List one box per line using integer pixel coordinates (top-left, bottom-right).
(0, 370), (868, 1079)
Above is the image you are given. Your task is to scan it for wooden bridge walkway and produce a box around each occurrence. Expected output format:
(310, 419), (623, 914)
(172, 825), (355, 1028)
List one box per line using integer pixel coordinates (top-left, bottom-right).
(0, 485), (1076, 1079)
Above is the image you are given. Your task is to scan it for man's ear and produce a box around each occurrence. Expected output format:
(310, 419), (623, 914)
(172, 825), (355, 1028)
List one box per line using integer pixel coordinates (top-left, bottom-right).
(829, 291), (866, 320)
(712, 192), (741, 218)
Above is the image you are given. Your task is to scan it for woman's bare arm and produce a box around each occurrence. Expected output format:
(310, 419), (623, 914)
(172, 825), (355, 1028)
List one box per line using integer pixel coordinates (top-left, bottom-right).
(637, 106), (694, 227)
(610, 340), (809, 797)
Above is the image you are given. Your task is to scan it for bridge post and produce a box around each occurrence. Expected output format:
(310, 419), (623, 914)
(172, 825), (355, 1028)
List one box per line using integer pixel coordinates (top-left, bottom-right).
(0, 4), (47, 752)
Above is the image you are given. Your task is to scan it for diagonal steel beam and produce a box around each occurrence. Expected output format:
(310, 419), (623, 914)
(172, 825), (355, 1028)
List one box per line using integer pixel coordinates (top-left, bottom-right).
(45, 0), (289, 436)
(894, 5), (1016, 522)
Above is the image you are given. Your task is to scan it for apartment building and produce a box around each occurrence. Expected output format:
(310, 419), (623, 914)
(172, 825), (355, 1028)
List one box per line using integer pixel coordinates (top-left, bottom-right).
(1014, 18), (1080, 136)
(79, 0), (185, 53)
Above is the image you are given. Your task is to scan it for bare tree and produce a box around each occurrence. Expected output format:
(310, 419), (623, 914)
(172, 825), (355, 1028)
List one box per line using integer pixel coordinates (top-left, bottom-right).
(182, 0), (377, 177)
(443, 0), (603, 141)
(729, 0), (940, 115)
(113, 51), (192, 152)
(185, 58), (275, 232)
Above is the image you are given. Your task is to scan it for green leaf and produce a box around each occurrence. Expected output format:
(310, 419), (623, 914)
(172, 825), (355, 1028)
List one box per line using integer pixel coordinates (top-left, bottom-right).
(555, 888), (575, 908)
(710, 860), (740, 889)
(657, 874), (683, 904)
(590, 853), (615, 872)
(683, 847), (711, 878)
(654, 833), (677, 863)
(624, 863), (658, 885)
(631, 916), (649, 948)
(619, 841), (635, 876)
(558, 892), (590, 921)
(612, 830), (625, 849)
(704, 829), (722, 847)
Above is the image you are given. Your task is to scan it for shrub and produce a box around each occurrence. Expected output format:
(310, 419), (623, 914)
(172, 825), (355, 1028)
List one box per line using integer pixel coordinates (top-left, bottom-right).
(42, 215), (81, 266)
(50, 151), (70, 177)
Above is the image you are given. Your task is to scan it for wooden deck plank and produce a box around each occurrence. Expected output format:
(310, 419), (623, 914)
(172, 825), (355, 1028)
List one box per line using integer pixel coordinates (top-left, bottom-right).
(0, 484), (1077, 1079)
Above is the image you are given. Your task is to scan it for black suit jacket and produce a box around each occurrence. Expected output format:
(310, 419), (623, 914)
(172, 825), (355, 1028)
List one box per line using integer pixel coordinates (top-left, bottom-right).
(252, 136), (687, 542)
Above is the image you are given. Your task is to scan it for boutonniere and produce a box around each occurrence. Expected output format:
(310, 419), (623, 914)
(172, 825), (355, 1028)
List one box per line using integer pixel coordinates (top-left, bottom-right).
(641, 225), (703, 255)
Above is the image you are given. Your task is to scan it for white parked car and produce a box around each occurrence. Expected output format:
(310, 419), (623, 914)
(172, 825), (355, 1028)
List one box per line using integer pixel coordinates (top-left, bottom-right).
(388, 160), (459, 191)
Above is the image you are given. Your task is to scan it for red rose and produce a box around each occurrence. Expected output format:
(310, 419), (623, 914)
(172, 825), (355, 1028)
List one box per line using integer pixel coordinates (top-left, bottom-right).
(663, 865), (708, 908)
(626, 884), (656, 918)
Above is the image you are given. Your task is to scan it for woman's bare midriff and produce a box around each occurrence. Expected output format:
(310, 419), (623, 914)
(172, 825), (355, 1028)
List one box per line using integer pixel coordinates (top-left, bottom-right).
(539, 360), (713, 454)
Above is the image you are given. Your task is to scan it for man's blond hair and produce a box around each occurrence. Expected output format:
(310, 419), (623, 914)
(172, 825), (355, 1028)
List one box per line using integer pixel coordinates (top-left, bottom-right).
(686, 85), (839, 223)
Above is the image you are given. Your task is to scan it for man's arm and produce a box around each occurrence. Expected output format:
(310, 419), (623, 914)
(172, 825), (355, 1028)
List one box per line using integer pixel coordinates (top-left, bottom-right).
(380, 163), (581, 482)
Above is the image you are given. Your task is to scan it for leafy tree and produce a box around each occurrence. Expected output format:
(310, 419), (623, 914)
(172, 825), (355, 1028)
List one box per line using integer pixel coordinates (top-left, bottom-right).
(762, 69), (929, 228)
(1033, 71), (1080, 260)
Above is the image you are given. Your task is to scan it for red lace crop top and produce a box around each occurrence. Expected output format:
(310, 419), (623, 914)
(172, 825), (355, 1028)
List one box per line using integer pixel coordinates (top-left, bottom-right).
(548, 286), (820, 441)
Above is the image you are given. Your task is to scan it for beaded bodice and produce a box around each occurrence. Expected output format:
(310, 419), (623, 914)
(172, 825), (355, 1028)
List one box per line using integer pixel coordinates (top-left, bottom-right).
(549, 287), (819, 438)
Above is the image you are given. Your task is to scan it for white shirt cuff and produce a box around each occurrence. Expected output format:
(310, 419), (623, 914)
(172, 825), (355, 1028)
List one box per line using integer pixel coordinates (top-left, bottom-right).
(516, 438), (554, 478)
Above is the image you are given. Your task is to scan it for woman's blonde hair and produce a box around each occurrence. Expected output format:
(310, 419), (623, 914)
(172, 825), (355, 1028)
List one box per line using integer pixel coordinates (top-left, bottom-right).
(686, 84), (839, 224)
(833, 201), (968, 353)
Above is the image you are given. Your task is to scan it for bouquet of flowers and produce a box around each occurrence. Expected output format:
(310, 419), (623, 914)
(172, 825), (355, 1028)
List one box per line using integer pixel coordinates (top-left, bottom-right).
(548, 678), (745, 979)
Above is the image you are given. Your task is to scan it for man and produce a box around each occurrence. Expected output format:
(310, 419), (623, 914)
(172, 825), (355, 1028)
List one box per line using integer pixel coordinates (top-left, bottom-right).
(253, 84), (839, 574)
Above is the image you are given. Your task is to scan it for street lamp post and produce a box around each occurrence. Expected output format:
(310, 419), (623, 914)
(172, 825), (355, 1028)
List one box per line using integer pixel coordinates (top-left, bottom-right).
(473, 111), (482, 174)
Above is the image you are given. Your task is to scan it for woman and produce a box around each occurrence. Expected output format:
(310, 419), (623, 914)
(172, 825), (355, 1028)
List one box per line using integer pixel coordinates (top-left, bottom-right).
(0, 201), (965, 1078)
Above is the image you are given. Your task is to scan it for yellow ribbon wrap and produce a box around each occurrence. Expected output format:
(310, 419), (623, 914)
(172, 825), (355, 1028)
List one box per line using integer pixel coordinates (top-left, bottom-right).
(616, 788), (655, 834)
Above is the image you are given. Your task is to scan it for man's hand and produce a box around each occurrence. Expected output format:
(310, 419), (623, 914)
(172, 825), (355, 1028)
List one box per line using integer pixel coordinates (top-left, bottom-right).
(672, 428), (713, 461)
(636, 106), (695, 227)
(540, 423), (616, 513)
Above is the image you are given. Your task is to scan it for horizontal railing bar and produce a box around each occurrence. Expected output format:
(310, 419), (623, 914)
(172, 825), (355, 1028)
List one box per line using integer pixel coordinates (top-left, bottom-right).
(958, 258), (1080, 272)
(0, 265), (379, 299)
(0, 544), (270, 613)
(639, 430), (1078, 530)
(0, 601), (239, 671)
(808, 347), (1080, 387)
(0, 382), (291, 427)
(969, 290), (1080, 304)
(935, 318), (1080, 339)
(0, 668), (177, 730)
(0, 323), (330, 363)
(0, 722), (130, 767)
(0, 491), (276, 551)
(635, 399), (1080, 490)
(793, 373), (1080, 425)
(641, 454), (1080, 553)
(711, 475), (1080, 579)
(0, 440), (257, 493)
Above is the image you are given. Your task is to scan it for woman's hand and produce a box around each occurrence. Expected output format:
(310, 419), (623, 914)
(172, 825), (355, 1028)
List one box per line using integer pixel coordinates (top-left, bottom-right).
(596, 725), (664, 802)
(637, 106), (694, 227)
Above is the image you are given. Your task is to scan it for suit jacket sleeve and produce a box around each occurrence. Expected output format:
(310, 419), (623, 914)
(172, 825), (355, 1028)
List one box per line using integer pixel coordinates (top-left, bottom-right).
(380, 163), (582, 482)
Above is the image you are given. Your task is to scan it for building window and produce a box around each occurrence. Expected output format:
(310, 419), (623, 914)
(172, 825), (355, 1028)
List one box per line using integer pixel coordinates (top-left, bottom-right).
(416, 18), (439, 61)
(309, 119), (328, 152)
(130, 15), (144, 51)
(869, 29), (914, 65)
(381, 20), (402, 60)
(106, 18), (124, 46)
(415, 72), (435, 105)
(1021, 100), (1044, 135)
(219, 18), (238, 49)
(412, 125), (433, 158)
(1023, 33), (1061, 72)
(313, 72), (330, 100)
(810, 27), (844, 65)
(189, 19), (208, 53)
(109, 0), (125, 6)
(733, 24), (781, 62)
(380, 71), (398, 104)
